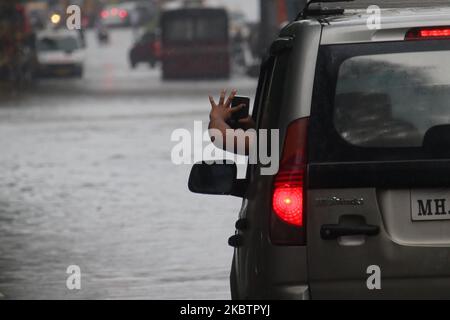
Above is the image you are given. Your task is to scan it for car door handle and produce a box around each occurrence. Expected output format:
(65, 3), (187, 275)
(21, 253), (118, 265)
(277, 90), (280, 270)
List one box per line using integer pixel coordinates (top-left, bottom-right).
(320, 224), (380, 240)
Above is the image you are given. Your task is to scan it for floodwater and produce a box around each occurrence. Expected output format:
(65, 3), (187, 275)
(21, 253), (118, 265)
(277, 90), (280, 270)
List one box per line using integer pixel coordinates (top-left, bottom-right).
(0, 29), (256, 299)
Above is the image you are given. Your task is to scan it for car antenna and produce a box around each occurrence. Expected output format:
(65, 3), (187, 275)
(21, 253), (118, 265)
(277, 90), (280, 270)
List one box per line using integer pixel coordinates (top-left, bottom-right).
(297, 0), (355, 20)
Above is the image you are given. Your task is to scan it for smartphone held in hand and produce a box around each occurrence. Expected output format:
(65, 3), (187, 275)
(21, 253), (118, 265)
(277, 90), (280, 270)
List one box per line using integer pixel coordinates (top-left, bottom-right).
(229, 96), (250, 128)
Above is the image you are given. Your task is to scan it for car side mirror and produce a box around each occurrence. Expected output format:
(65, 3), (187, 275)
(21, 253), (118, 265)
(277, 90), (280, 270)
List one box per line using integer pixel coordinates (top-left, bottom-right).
(188, 161), (247, 197)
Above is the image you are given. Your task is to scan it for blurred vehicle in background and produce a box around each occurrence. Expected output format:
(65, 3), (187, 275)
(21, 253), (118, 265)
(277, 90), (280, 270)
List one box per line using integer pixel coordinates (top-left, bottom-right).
(100, 2), (132, 27)
(36, 29), (85, 78)
(97, 25), (110, 45)
(129, 30), (161, 69)
(161, 7), (230, 80)
(46, 4), (87, 49)
(0, 2), (38, 86)
(100, 1), (157, 28)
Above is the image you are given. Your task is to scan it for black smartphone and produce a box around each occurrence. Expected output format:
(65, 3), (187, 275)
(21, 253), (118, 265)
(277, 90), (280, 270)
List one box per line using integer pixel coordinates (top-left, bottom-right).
(231, 96), (250, 123)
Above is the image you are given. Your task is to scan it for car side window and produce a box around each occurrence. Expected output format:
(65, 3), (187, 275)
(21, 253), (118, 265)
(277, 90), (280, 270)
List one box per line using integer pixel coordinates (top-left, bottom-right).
(259, 50), (291, 130)
(245, 51), (291, 183)
(245, 57), (275, 181)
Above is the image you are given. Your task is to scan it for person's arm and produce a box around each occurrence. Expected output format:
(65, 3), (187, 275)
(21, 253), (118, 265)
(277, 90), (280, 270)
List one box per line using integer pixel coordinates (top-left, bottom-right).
(208, 90), (256, 155)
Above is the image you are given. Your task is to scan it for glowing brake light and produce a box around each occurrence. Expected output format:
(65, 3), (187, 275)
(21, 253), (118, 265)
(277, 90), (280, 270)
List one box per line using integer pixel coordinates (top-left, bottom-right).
(421, 29), (450, 37)
(406, 27), (450, 40)
(273, 185), (303, 226)
(111, 8), (118, 16)
(101, 10), (109, 19)
(270, 117), (308, 245)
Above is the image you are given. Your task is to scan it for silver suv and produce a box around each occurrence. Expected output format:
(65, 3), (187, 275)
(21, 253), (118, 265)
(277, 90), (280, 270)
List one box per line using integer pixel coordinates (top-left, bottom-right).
(189, 4), (450, 299)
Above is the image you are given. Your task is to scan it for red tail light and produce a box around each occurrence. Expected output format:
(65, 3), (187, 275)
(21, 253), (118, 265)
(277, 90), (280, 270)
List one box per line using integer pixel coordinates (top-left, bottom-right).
(152, 41), (162, 58)
(119, 10), (128, 19)
(406, 27), (450, 40)
(271, 117), (308, 245)
(101, 10), (109, 19)
(273, 184), (303, 226)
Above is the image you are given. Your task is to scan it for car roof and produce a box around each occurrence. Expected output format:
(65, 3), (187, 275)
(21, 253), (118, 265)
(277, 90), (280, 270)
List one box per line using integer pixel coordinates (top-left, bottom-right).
(314, 6), (450, 44)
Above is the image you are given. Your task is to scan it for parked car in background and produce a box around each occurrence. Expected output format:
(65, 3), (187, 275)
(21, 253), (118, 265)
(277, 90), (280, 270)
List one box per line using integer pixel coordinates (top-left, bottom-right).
(36, 30), (85, 78)
(129, 30), (161, 69)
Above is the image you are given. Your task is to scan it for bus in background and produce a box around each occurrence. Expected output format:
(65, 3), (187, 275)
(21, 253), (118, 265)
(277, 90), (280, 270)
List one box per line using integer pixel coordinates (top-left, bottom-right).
(160, 7), (230, 80)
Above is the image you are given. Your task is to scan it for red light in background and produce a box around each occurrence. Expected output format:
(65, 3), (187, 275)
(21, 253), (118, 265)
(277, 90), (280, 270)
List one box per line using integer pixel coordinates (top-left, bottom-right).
(119, 10), (128, 19)
(152, 40), (162, 58)
(111, 8), (118, 16)
(101, 10), (109, 19)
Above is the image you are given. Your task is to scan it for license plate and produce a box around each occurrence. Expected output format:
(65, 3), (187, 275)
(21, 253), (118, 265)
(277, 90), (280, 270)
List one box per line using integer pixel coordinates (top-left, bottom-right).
(411, 189), (450, 221)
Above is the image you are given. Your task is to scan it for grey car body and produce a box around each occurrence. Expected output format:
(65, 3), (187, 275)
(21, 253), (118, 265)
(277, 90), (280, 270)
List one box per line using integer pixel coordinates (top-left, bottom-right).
(190, 6), (450, 299)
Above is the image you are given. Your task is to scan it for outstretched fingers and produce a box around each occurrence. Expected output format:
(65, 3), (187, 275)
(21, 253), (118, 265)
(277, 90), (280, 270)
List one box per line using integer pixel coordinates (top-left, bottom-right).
(224, 89), (237, 108)
(208, 95), (217, 108)
(218, 89), (226, 106)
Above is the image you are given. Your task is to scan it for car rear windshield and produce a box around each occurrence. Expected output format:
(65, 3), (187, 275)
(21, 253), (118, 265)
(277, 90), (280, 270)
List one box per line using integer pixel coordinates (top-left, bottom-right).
(309, 40), (450, 163)
(163, 15), (227, 43)
(38, 37), (79, 52)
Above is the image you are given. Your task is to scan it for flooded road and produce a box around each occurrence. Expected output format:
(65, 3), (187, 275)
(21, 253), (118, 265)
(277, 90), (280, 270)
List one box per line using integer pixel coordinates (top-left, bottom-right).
(0, 29), (256, 299)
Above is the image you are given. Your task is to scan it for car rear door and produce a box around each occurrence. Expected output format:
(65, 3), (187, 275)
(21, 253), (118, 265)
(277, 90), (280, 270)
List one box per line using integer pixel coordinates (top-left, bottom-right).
(231, 54), (278, 299)
(307, 39), (450, 299)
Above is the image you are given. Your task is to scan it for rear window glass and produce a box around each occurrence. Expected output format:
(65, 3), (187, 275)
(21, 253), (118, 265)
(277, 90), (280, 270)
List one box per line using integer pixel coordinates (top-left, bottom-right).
(309, 40), (450, 163)
(163, 16), (227, 42)
(37, 37), (79, 52)
(334, 50), (450, 148)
